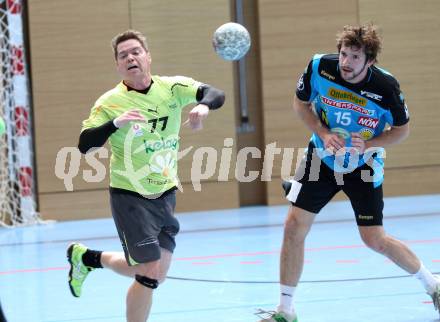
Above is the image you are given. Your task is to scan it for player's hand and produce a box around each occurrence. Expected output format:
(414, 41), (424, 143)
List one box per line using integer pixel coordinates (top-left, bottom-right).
(114, 109), (146, 128)
(184, 104), (209, 131)
(351, 132), (367, 154)
(321, 132), (345, 154)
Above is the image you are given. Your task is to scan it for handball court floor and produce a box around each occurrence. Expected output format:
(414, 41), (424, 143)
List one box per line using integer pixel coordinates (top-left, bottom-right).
(0, 194), (439, 322)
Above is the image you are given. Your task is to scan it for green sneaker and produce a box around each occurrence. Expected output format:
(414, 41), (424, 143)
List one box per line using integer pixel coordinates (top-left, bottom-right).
(255, 309), (298, 322)
(431, 277), (440, 316)
(67, 243), (93, 297)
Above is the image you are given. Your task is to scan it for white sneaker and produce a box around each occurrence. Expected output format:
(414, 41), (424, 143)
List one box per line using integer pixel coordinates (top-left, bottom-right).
(430, 276), (440, 316)
(255, 309), (298, 322)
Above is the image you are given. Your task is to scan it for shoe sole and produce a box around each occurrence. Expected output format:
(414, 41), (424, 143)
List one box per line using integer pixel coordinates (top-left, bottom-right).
(66, 243), (79, 298)
(435, 294), (440, 314)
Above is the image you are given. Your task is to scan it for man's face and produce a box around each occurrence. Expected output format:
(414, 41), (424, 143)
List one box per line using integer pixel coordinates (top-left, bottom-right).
(115, 39), (151, 80)
(338, 44), (373, 83)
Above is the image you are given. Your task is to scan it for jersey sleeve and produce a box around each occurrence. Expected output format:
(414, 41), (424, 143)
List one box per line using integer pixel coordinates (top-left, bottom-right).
(81, 102), (112, 132)
(169, 76), (202, 108)
(389, 82), (410, 126)
(296, 59), (316, 102)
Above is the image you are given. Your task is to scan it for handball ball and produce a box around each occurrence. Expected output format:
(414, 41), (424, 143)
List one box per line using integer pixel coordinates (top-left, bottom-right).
(0, 117), (5, 136)
(213, 22), (251, 61)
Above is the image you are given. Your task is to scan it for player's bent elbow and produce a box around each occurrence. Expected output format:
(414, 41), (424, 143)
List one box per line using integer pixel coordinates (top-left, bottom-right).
(219, 90), (226, 105)
(403, 123), (410, 139)
(292, 96), (310, 115)
(78, 142), (89, 154)
(208, 88), (226, 110)
(77, 139), (96, 154)
(392, 123), (410, 143)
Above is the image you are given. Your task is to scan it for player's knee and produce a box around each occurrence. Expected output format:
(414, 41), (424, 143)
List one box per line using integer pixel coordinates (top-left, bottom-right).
(155, 269), (167, 284)
(284, 210), (306, 235)
(284, 214), (298, 234)
(156, 265), (171, 285)
(361, 234), (387, 254)
(157, 274), (167, 284)
(135, 274), (159, 289)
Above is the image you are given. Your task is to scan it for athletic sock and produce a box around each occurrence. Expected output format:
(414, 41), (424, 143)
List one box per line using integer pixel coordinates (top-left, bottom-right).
(82, 249), (103, 268)
(277, 284), (296, 315)
(414, 262), (438, 294)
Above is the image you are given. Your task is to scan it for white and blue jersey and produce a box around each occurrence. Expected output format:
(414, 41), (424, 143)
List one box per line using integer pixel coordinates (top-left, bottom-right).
(296, 54), (409, 184)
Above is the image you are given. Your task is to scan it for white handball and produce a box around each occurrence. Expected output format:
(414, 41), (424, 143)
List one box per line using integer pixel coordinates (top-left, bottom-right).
(212, 22), (251, 61)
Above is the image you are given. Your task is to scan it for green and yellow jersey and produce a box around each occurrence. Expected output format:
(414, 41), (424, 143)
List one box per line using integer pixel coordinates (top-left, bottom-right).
(82, 75), (201, 195)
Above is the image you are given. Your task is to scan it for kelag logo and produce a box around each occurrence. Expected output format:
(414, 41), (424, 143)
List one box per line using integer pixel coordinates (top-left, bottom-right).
(143, 137), (179, 154)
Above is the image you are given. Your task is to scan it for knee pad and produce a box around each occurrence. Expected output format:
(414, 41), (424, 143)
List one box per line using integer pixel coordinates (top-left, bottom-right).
(135, 274), (159, 289)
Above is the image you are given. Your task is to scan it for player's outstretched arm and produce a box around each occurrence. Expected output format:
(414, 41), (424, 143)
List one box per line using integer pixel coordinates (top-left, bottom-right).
(196, 84), (225, 110)
(184, 84), (225, 131)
